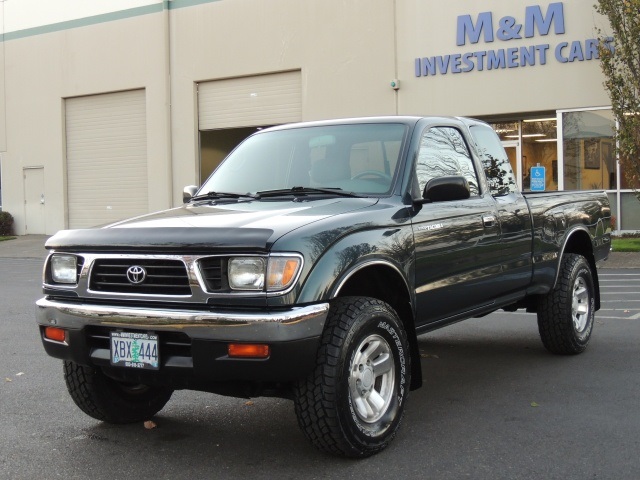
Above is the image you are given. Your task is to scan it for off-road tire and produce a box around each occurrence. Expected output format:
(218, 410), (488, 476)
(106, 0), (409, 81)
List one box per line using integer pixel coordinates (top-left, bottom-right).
(293, 297), (410, 457)
(63, 361), (173, 423)
(537, 253), (596, 355)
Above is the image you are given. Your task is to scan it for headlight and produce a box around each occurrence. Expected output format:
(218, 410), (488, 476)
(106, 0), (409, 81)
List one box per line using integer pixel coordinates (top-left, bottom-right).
(227, 255), (302, 292)
(50, 255), (78, 284)
(228, 257), (266, 290)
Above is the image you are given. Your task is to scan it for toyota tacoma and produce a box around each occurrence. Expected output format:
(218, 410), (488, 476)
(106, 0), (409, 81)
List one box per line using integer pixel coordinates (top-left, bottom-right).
(36, 116), (611, 457)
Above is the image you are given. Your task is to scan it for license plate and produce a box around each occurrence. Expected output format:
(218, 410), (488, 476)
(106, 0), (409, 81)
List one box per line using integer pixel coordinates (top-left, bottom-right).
(110, 331), (159, 370)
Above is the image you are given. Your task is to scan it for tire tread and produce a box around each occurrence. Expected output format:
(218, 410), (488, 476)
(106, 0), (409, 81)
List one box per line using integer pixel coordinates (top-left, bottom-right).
(63, 360), (172, 424)
(537, 253), (594, 355)
(293, 297), (408, 457)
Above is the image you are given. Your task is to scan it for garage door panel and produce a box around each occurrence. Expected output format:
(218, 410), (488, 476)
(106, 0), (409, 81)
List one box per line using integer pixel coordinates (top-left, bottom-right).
(66, 89), (148, 229)
(198, 71), (302, 130)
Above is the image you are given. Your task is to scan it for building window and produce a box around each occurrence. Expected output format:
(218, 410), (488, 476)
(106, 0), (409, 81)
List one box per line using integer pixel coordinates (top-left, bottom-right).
(487, 116), (558, 192)
(487, 108), (639, 231)
(561, 109), (616, 190)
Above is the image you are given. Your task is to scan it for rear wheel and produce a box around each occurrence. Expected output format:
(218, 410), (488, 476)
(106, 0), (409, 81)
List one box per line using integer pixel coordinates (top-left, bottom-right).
(537, 253), (596, 354)
(293, 297), (410, 457)
(63, 361), (173, 423)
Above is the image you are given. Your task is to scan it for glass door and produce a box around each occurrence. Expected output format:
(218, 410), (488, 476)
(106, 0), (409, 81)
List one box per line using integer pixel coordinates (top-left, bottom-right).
(522, 118), (558, 191)
(501, 140), (521, 190)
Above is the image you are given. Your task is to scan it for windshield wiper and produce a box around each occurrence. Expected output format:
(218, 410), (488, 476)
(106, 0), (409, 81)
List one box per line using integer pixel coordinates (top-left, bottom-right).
(190, 191), (259, 202)
(256, 186), (363, 198)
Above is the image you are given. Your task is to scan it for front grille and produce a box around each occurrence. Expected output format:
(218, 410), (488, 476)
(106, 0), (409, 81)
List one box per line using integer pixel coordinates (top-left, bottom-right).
(89, 259), (191, 295)
(198, 257), (227, 292)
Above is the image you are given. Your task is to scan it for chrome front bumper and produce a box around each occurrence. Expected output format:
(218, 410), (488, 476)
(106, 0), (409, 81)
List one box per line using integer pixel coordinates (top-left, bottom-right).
(36, 298), (330, 342)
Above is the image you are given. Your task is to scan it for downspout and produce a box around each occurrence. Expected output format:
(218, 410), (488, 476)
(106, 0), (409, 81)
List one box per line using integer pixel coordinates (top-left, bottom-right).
(393, 0), (399, 115)
(163, 0), (174, 208)
(1, 0), (7, 213)
(1, 0), (6, 152)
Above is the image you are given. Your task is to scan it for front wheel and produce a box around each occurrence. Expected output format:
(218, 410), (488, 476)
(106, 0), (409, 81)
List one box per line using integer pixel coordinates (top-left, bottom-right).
(293, 297), (410, 457)
(537, 253), (596, 354)
(63, 361), (173, 423)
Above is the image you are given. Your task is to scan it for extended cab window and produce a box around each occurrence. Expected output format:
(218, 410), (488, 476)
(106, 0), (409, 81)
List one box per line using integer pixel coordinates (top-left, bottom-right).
(469, 124), (518, 196)
(416, 127), (479, 196)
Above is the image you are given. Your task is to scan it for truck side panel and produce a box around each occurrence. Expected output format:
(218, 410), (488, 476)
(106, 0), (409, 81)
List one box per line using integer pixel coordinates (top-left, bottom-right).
(523, 190), (611, 296)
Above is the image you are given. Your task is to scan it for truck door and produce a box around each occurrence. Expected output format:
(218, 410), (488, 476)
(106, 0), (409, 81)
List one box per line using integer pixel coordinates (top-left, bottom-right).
(412, 125), (503, 327)
(468, 123), (533, 295)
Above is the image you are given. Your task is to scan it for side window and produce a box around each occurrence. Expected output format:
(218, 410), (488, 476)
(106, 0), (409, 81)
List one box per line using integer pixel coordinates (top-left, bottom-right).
(469, 124), (518, 196)
(416, 127), (479, 196)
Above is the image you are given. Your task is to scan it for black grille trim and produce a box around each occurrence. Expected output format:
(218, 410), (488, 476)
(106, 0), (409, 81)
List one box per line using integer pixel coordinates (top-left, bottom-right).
(76, 257), (85, 278)
(198, 257), (228, 292)
(89, 258), (191, 295)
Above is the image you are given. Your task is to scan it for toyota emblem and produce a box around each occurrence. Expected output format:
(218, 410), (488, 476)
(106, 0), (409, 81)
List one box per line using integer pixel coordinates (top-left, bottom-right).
(126, 265), (147, 284)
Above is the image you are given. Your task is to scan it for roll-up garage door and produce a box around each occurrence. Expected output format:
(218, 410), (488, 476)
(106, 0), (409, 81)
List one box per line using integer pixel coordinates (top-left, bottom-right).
(198, 71), (302, 130)
(65, 90), (148, 229)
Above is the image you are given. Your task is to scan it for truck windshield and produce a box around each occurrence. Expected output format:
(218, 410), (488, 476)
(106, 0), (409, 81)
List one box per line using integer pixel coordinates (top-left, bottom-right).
(198, 123), (407, 197)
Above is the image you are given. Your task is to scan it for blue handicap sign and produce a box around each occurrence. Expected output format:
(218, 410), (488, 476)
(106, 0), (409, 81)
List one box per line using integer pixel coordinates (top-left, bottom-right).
(530, 166), (546, 191)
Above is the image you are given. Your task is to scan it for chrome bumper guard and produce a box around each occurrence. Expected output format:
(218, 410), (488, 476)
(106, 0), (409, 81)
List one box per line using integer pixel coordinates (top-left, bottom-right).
(36, 298), (329, 342)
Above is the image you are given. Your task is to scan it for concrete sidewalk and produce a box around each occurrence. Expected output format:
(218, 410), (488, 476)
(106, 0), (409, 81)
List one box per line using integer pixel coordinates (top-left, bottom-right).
(1, 234), (639, 268)
(598, 251), (640, 269)
(0, 235), (49, 259)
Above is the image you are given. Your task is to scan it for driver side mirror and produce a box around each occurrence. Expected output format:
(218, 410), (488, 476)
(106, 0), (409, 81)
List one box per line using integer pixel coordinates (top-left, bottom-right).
(183, 185), (199, 203)
(417, 176), (470, 204)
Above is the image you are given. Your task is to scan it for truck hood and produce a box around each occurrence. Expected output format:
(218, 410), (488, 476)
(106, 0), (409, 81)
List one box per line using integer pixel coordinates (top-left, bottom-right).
(46, 198), (378, 252)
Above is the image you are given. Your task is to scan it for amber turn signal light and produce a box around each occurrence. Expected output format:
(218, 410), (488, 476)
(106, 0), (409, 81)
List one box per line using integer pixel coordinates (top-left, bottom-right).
(228, 343), (270, 359)
(44, 326), (67, 343)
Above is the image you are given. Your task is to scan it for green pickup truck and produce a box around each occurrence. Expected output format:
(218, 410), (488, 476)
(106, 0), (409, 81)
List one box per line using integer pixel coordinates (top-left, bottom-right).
(36, 116), (611, 457)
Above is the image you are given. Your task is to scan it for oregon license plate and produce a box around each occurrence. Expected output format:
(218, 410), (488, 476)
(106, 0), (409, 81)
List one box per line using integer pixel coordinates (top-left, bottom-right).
(110, 331), (159, 370)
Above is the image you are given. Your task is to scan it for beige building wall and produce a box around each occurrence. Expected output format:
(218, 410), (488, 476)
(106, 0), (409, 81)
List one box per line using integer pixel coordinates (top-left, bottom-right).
(168, 0), (398, 205)
(2, 10), (172, 234)
(0, 38), (6, 152)
(0, 0), (613, 233)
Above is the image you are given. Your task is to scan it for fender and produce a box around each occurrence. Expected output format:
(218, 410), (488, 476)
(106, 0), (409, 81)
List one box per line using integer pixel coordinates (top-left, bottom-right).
(333, 259), (411, 299)
(554, 226), (593, 287)
(296, 226), (414, 305)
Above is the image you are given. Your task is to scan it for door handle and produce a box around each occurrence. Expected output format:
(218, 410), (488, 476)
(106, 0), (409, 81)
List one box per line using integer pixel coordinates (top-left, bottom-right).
(482, 215), (496, 228)
(40, 194), (45, 205)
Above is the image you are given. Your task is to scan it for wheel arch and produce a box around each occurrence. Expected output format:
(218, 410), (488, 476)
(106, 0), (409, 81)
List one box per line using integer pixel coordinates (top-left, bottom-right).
(332, 261), (422, 390)
(559, 227), (601, 310)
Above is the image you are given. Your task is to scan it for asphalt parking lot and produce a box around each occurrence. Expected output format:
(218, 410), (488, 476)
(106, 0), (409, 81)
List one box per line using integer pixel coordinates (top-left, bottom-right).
(1, 237), (639, 479)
